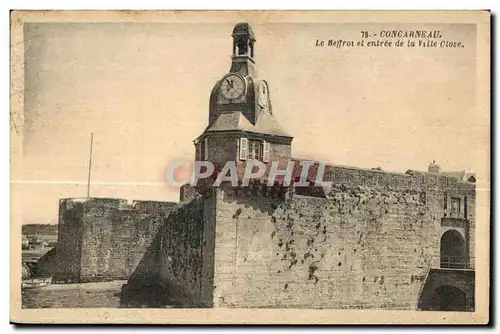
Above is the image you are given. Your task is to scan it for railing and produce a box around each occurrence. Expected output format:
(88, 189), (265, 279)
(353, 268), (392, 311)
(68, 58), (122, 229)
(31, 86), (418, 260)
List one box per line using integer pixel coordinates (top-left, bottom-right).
(440, 256), (475, 270)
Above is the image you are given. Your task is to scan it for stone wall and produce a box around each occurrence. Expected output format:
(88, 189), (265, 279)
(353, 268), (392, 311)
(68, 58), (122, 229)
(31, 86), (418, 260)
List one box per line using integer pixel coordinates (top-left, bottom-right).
(51, 162), (476, 310)
(269, 141), (292, 161)
(157, 192), (217, 307)
(213, 188), (433, 308)
(53, 198), (176, 283)
(104, 201), (175, 281)
(204, 135), (238, 167)
(120, 223), (167, 307)
(53, 199), (85, 282)
(79, 198), (123, 281)
(209, 165), (476, 309)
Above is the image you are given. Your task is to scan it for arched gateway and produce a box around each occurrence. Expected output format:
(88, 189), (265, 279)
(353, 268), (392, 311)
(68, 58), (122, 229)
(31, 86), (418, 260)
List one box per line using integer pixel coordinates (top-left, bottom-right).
(440, 229), (467, 269)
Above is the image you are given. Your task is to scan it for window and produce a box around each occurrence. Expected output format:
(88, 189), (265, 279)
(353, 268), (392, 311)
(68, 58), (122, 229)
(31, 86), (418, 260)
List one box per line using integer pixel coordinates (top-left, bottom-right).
(199, 138), (208, 161)
(248, 139), (262, 160)
(239, 137), (271, 162)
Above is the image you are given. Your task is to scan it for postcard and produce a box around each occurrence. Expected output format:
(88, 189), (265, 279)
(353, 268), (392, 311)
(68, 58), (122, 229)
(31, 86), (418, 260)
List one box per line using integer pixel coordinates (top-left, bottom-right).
(10, 10), (490, 324)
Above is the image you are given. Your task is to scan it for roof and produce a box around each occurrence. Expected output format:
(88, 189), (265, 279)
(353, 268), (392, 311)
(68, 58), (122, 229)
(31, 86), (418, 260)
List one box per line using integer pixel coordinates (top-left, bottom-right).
(205, 111), (254, 132)
(405, 169), (476, 183)
(254, 111), (292, 137)
(232, 23), (255, 38)
(441, 171), (476, 182)
(204, 111), (292, 138)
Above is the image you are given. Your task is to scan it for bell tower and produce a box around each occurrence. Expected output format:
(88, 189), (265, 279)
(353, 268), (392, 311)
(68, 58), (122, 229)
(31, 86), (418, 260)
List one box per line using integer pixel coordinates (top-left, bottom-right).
(230, 22), (257, 77)
(208, 22), (268, 127)
(194, 23), (293, 173)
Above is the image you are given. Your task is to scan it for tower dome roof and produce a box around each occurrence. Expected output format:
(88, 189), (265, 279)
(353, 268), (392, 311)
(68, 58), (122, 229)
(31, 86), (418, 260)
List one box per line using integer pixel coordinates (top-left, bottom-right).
(232, 22), (255, 38)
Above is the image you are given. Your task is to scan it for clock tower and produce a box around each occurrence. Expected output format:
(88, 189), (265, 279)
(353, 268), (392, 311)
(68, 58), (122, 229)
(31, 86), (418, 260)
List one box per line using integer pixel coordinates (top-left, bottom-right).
(194, 23), (293, 178)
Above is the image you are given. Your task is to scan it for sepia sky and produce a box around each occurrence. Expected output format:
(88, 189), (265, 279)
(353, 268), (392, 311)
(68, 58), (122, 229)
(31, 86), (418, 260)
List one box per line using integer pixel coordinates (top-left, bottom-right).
(17, 22), (484, 224)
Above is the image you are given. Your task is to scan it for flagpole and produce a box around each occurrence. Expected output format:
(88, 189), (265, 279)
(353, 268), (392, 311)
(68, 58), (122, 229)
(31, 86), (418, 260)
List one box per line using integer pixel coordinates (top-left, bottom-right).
(87, 133), (94, 198)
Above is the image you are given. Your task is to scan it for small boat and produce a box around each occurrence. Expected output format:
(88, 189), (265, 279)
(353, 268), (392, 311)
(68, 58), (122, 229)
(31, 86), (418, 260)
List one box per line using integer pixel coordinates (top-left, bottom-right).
(21, 277), (52, 290)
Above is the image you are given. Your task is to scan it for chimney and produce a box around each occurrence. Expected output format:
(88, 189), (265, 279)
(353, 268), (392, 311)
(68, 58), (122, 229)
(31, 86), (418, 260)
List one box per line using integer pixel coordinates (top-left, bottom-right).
(428, 160), (440, 173)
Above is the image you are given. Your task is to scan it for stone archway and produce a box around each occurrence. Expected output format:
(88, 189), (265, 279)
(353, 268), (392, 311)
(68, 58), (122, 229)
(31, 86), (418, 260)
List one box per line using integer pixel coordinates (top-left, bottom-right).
(417, 269), (475, 312)
(440, 229), (467, 269)
(434, 285), (467, 311)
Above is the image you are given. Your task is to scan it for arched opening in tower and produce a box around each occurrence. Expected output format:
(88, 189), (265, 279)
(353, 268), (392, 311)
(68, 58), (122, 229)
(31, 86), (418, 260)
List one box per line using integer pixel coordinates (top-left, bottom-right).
(440, 230), (467, 269)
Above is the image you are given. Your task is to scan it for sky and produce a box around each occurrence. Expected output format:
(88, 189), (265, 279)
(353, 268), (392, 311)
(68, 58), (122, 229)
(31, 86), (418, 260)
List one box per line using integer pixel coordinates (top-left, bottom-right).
(15, 21), (485, 224)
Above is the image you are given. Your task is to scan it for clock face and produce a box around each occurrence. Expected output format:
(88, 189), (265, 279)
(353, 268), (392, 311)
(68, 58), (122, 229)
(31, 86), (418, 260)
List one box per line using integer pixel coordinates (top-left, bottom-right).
(220, 74), (246, 100)
(258, 82), (268, 107)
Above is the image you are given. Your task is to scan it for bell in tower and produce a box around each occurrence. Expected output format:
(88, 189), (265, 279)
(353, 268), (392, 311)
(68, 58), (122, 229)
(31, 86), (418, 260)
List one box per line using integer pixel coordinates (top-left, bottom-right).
(230, 23), (257, 77)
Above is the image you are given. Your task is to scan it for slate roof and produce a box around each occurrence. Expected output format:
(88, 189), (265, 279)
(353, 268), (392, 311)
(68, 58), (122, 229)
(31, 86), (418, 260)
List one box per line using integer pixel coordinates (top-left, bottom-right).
(204, 111), (292, 138)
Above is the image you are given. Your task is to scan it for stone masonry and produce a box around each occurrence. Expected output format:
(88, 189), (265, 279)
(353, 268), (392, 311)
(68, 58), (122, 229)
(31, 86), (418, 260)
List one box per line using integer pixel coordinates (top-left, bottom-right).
(51, 198), (176, 283)
(123, 163), (475, 309)
(48, 23), (476, 311)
